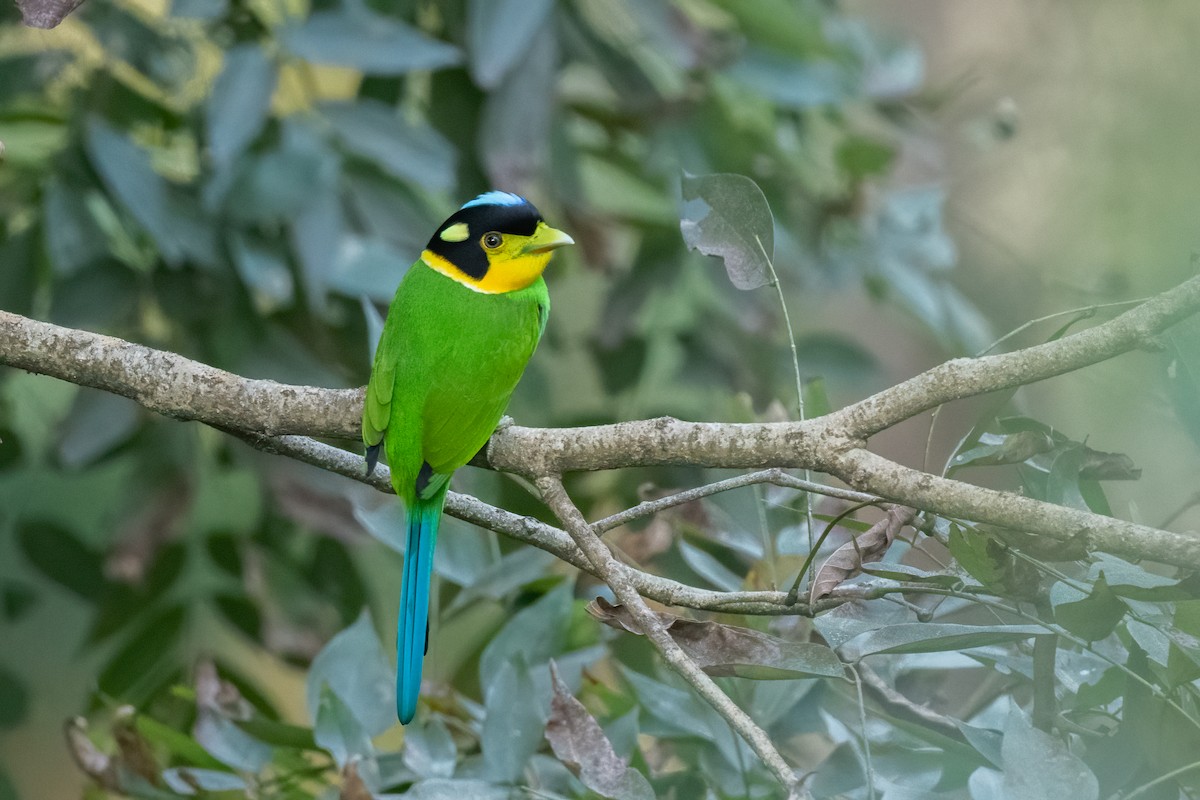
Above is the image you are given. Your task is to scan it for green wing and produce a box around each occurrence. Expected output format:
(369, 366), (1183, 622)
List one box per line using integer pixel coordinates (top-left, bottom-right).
(368, 265), (547, 498)
(363, 358), (394, 450)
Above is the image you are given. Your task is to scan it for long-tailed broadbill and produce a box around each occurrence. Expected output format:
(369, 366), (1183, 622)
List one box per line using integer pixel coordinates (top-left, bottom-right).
(363, 191), (574, 723)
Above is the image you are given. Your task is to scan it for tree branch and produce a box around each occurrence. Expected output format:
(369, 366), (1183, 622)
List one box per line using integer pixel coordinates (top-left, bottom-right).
(3, 273), (1199, 570)
(535, 476), (806, 798)
(238, 432), (902, 617)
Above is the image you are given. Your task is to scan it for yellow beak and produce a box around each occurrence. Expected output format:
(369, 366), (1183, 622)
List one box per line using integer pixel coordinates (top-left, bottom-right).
(522, 222), (575, 255)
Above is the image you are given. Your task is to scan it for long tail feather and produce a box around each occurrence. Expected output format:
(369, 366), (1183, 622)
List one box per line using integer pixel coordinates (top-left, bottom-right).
(397, 494), (442, 723)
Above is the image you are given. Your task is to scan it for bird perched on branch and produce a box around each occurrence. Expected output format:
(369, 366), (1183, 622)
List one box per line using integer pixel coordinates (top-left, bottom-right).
(363, 191), (574, 723)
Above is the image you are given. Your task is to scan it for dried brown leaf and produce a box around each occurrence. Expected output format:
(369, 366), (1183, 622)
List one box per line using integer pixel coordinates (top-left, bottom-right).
(587, 598), (843, 679)
(113, 706), (160, 784)
(64, 717), (120, 791)
(340, 760), (373, 800)
(1079, 447), (1141, 481)
(808, 506), (914, 602)
(16, 0), (85, 28)
(195, 659), (252, 720)
(545, 662), (654, 800)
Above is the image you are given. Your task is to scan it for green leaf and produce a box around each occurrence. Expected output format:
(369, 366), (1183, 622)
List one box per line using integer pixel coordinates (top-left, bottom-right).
(313, 684), (372, 768)
(327, 239), (414, 303)
(1086, 554), (1179, 598)
(477, 12), (557, 187)
(0, 665), (28, 729)
(0, 52), (70, 106)
(306, 611), (395, 738)
(1052, 575), (1126, 641)
(171, 0), (226, 19)
(710, 0), (828, 56)
(1001, 706), (1098, 800)
(956, 722), (1002, 768)
(290, 187), (343, 309)
(1165, 600), (1200, 686)
(225, 121), (339, 224)
(0, 770), (15, 800)
(466, 0), (556, 88)
(84, 119), (176, 260)
(84, 119), (214, 266)
(234, 717), (318, 751)
(1166, 314), (1200, 450)
(727, 49), (848, 109)
(306, 538), (367, 625)
(42, 178), (108, 277)
(836, 136), (895, 179)
(0, 120), (68, 169)
(321, 100), (455, 191)
(56, 389), (141, 468)
(947, 524), (1015, 591)
(213, 594), (261, 640)
(802, 376), (832, 418)
(403, 717), (457, 779)
(680, 171), (774, 290)
(677, 539), (743, 592)
(229, 232), (295, 313)
(447, 547), (556, 611)
(580, 156), (675, 224)
(969, 767), (1004, 800)
(162, 767), (247, 793)
(16, 520), (105, 600)
(1045, 445), (1089, 511)
(842, 623), (1043, 659)
(951, 430), (1055, 469)
(83, 2), (194, 90)
(343, 167), (440, 253)
(479, 580), (572, 683)
(134, 714), (227, 769)
(282, 8), (461, 75)
(1, 582), (37, 623)
(404, 780), (511, 800)
(206, 44), (277, 168)
(481, 657), (544, 783)
(812, 598), (913, 649)
(99, 606), (186, 700)
(621, 667), (719, 742)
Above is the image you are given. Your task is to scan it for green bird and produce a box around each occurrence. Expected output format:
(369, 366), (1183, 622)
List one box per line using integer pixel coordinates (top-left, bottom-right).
(363, 191), (574, 723)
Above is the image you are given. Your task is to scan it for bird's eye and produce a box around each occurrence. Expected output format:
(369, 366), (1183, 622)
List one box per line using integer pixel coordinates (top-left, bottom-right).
(482, 232), (503, 249)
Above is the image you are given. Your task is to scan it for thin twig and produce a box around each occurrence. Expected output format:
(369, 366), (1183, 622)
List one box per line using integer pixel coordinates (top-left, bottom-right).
(535, 475), (807, 799)
(846, 665), (876, 800)
(759, 235), (817, 553)
(974, 298), (1146, 357)
(591, 468), (878, 534)
(1121, 760), (1200, 800)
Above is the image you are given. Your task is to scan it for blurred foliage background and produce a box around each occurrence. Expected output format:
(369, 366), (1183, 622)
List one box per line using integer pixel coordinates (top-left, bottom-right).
(3, 0), (1200, 798)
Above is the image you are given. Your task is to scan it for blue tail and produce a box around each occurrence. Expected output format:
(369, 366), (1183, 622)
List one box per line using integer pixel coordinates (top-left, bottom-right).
(397, 494), (442, 724)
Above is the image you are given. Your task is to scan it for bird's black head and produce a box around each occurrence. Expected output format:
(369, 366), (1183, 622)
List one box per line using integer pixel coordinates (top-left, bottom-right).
(420, 191), (573, 293)
(425, 192), (543, 280)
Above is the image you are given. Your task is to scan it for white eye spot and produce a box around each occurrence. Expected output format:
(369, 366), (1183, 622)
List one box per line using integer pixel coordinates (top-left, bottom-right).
(483, 232), (503, 249)
(440, 222), (470, 243)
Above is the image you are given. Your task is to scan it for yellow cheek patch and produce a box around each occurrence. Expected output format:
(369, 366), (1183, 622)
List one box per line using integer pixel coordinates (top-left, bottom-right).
(439, 222), (470, 242)
(421, 250), (553, 294)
